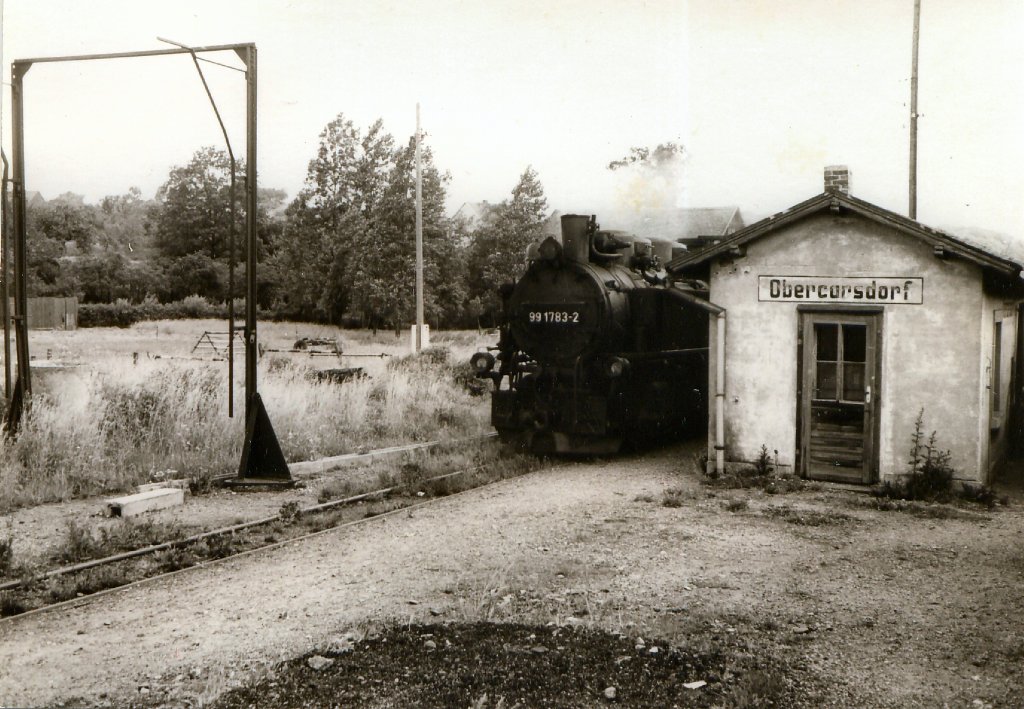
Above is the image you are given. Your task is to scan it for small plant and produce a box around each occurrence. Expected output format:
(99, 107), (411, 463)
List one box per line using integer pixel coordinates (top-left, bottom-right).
(278, 501), (302, 524)
(153, 546), (196, 573)
(754, 444), (775, 476)
(703, 444), (801, 494)
(877, 410), (957, 503)
(726, 668), (786, 708)
(0, 532), (13, 576)
(958, 483), (999, 509)
(399, 462), (426, 494)
(47, 565), (129, 603)
(0, 591), (28, 617)
(201, 533), (237, 559)
(693, 451), (711, 477)
(189, 471), (216, 496)
(724, 498), (749, 512)
(662, 487), (687, 508)
(56, 521), (101, 563)
(764, 505), (850, 526)
(318, 478), (357, 504)
(905, 409), (955, 500)
(424, 476), (454, 497)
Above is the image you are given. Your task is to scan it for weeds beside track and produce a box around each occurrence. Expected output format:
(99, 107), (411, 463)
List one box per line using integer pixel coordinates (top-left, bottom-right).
(0, 441), (542, 620)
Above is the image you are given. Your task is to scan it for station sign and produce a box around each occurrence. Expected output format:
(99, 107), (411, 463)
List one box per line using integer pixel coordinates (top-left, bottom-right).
(758, 276), (923, 304)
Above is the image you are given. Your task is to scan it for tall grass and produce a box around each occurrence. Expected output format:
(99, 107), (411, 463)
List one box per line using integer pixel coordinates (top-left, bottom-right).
(0, 343), (489, 511)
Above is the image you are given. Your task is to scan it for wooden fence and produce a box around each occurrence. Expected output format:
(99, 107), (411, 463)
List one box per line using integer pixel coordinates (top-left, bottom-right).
(5, 297), (78, 330)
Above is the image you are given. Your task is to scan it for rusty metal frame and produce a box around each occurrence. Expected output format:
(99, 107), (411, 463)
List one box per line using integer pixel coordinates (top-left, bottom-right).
(2, 42), (290, 482)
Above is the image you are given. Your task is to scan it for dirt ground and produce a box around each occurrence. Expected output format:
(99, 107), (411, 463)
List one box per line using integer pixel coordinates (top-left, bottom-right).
(1, 443), (1022, 708)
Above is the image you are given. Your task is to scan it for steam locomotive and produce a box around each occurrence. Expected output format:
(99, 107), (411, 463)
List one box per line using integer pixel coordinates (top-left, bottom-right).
(471, 214), (711, 454)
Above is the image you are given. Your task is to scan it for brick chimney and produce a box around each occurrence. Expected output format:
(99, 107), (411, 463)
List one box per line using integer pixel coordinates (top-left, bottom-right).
(824, 165), (850, 195)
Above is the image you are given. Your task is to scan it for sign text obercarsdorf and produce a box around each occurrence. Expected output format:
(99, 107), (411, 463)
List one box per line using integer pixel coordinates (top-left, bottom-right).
(758, 276), (923, 304)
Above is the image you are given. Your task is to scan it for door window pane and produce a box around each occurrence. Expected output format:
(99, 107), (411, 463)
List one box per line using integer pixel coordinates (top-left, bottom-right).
(842, 324), (867, 363)
(813, 320), (869, 403)
(815, 363), (837, 399)
(815, 323), (838, 361)
(843, 363), (865, 401)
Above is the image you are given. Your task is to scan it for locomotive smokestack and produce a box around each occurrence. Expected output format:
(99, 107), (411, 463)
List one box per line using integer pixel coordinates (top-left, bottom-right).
(560, 214), (591, 263)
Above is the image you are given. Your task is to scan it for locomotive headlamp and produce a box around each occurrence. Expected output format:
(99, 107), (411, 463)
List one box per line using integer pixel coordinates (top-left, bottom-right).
(470, 351), (496, 374)
(606, 357), (630, 378)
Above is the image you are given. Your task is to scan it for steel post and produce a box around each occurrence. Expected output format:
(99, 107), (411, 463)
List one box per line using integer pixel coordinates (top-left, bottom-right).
(11, 62), (31, 400)
(2, 152), (10, 401)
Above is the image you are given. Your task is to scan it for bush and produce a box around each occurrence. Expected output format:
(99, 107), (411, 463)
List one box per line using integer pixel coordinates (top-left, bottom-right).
(662, 487), (687, 508)
(0, 534), (13, 576)
(79, 296), (278, 327)
(905, 411), (954, 500)
(452, 361), (490, 397)
(180, 295), (214, 318)
(958, 483), (999, 509)
(78, 299), (139, 328)
(389, 346), (489, 397)
(875, 410), (956, 503)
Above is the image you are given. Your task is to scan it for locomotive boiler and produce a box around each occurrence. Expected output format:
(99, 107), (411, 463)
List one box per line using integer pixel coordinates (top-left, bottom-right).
(471, 214), (712, 454)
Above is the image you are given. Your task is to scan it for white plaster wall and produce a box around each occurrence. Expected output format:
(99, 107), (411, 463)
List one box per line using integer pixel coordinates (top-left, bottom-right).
(707, 212), (988, 481)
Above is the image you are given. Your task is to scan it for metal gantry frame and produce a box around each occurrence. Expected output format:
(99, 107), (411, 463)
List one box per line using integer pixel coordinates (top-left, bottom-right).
(1, 41), (290, 484)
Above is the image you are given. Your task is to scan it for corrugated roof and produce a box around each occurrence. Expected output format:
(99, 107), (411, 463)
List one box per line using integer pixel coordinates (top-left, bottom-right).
(666, 192), (1022, 277)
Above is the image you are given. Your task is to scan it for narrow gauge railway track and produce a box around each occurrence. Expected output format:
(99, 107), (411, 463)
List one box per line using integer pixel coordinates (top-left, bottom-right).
(216, 432), (498, 483)
(0, 436), (532, 621)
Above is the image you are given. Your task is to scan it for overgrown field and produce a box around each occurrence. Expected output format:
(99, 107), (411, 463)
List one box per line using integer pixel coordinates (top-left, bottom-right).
(0, 322), (494, 511)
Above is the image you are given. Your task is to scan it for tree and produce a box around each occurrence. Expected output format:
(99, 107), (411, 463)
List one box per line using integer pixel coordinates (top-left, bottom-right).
(150, 147), (286, 306)
(346, 137), (458, 331)
(96, 187), (155, 257)
(159, 253), (226, 302)
(31, 197), (100, 254)
(268, 114), (395, 321)
(24, 200), (94, 296)
(152, 147), (240, 260)
(69, 252), (129, 303)
(465, 166), (549, 323)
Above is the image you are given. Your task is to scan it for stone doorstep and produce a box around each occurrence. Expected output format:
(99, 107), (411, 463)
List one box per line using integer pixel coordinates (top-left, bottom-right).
(105, 488), (185, 518)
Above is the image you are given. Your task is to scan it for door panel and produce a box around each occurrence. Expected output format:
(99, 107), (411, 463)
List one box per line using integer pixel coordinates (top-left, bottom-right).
(800, 313), (879, 483)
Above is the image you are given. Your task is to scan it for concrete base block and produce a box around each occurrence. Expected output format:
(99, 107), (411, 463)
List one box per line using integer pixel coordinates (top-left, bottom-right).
(106, 488), (185, 517)
(136, 479), (189, 493)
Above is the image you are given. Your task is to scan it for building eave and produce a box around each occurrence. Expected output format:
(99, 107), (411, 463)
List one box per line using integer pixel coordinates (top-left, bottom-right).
(666, 192), (1022, 278)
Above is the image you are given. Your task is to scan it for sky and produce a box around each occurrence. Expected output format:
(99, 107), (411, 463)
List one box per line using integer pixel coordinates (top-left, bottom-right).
(1, 0), (1021, 239)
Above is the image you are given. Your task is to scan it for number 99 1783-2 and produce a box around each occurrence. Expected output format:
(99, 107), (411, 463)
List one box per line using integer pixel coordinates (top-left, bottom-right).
(528, 311), (580, 324)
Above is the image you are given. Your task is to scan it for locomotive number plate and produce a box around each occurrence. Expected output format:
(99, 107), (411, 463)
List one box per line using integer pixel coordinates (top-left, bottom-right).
(523, 304), (585, 325)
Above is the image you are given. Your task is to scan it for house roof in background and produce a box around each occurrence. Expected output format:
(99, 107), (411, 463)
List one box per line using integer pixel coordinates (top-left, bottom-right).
(452, 201), (497, 228)
(602, 206), (744, 242)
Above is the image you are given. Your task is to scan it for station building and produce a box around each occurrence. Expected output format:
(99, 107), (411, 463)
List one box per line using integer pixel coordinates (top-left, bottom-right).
(669, 167), (1024, 485)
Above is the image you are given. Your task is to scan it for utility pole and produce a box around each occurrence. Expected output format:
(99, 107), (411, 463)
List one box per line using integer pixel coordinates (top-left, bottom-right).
(0, 0), (10, 403)
(414, 103), (424, 352)
(909, 0), (921, 220)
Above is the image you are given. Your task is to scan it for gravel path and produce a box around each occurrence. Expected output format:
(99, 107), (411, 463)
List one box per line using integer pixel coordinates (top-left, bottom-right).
(1, 444), (1022, 708)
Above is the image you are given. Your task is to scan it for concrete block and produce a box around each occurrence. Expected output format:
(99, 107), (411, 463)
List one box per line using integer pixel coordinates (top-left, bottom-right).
(106, 487), (185, 517)
(136, 479), (189, 493)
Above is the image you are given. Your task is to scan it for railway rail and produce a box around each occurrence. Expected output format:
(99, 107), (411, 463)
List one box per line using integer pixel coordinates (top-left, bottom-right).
(0, 433), (527, 621)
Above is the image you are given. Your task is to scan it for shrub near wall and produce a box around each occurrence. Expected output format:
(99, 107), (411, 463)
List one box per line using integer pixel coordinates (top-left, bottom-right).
(79, 297), (261, 328)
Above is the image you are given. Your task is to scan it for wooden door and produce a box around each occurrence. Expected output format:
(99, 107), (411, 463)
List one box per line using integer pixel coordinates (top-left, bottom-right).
(800, 312), (879, 483)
